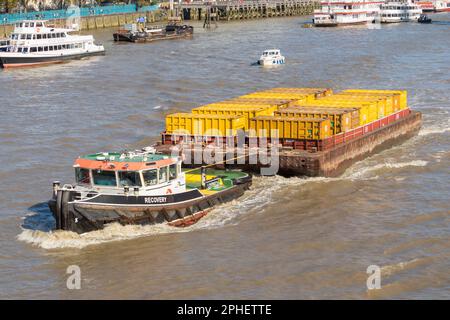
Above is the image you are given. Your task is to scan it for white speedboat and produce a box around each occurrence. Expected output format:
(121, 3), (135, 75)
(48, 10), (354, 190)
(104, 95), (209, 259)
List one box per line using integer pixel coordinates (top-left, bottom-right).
(380, 1), (422, 23)
(258, 49), (285, 66)
(0, 20), (105, 68)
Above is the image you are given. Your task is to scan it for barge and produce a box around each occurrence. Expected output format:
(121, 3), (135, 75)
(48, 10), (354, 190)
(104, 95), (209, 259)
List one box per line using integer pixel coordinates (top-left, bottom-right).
(156, 87), (422, 177)
(113, 20), (193, 43)
(49, 148), (251, 234)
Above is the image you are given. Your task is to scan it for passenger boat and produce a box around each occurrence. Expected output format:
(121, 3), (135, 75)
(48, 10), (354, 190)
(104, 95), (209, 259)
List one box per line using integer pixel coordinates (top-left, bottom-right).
(313, 0), (383, 27)
(113, 21), (193, 43)
(434, 0), (450, 12)
(379, 1), (422, 23)
(48, 147), (252, 234)
(257, 49), (285, 66)
(416, 1), (436, 12)
(0, 20), (105, 68)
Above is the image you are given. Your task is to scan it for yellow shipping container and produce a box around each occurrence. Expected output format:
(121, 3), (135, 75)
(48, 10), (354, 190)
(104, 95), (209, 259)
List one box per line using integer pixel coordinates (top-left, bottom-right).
(343, 89), (407, 110)
(341, 91), (400, 114)
(297, 100), (376, 125)
(249, 116), (331, 140)
(165, 113), (246, 136)
(321, 95), (387, 119)
(192, 104), (277, 129)
(275, 107), (358, 133)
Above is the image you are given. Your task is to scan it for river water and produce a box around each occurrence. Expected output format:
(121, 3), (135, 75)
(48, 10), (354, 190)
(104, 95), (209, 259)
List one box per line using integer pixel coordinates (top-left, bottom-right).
(0, 15), (449, 299)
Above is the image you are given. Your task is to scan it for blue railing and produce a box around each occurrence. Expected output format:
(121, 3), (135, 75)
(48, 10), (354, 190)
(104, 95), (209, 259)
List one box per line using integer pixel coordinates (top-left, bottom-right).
(0, 4), (160, 25)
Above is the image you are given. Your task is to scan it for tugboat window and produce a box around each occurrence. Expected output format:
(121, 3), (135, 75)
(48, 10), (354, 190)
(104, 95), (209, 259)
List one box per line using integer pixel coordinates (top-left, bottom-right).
(143, 169), (158, 186)
(118, 171), (142, 187)
(75, 168), (91, 185)
(92, 170), (117, 186)
(159, 167), (168, 184)
(169, 164), (177, 180)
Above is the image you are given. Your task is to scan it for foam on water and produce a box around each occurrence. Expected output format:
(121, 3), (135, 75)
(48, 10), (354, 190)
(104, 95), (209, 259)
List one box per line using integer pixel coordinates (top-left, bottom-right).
(418, 117), (450, 136)
(342, 160), (429, 180)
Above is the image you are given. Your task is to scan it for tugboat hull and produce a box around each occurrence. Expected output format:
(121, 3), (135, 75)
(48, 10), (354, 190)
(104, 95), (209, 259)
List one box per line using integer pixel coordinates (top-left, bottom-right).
(49, 176), (251, 234)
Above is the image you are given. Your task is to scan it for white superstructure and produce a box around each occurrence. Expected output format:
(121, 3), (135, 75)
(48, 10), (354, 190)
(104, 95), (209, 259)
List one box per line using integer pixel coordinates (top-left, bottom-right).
(0, 20), (104, 68)
(380, 1), (422, 23)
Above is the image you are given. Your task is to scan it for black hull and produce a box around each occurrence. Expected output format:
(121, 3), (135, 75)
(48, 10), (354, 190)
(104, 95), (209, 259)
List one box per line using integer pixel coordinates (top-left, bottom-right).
(49, 176), (251, 234)
(0, 51), (105, 68)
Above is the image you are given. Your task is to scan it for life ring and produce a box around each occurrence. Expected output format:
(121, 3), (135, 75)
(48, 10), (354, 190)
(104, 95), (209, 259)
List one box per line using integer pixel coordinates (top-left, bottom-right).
(166, 188), (173, 194)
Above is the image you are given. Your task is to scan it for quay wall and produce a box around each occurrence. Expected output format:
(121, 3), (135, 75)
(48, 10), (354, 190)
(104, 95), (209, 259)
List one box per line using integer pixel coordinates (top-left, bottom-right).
(182, 0), (320, 22)
(0, 10), (167, 38)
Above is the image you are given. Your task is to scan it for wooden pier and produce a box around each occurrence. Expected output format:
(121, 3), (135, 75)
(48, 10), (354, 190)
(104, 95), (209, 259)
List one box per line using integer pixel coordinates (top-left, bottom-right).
(180, 0), (320, 23)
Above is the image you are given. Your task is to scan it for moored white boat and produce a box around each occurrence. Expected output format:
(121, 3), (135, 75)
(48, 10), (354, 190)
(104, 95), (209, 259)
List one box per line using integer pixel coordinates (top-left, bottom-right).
(379, 1), (422, 23)
(0, 20), (104, 68)
(258, 49), (285, 66)
(434, 0), (450, 12)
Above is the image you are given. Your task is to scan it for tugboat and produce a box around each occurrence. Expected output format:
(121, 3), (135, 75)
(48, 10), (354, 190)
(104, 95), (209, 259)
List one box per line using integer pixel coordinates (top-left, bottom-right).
(0, 20), (104, 68)
(257, 49), (285, 66)
(113, 18), (193, 43)
(418, 14), (432, 23)
(48, 147), (252, 234)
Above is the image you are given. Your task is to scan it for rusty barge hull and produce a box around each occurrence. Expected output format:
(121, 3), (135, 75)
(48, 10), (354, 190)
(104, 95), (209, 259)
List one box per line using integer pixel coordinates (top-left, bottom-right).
(273, 110), (422, 177)
(157, 111), (422, 177)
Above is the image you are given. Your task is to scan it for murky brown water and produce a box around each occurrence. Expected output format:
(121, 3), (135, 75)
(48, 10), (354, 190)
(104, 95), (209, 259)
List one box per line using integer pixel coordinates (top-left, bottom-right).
(1, 16), (449, 299)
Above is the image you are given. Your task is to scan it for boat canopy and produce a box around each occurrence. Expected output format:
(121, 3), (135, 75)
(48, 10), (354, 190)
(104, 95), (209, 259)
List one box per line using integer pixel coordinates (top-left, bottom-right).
(74, 152), (178, 171)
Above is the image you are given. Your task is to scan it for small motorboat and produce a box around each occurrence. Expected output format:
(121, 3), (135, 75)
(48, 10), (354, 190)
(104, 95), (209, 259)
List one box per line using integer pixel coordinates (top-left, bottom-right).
(257, 49), (285, 66)
(48, 147), (252, 234)
(418, 14), (432, 24)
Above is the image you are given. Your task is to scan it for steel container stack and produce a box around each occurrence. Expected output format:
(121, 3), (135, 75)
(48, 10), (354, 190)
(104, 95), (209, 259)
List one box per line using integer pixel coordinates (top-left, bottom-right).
(163, 87), (409, 151)
(249, 116), (331, 140)
(165, 113), (246, 136)
(275, 107), (359, 134)
(192, 104), (278, 129)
